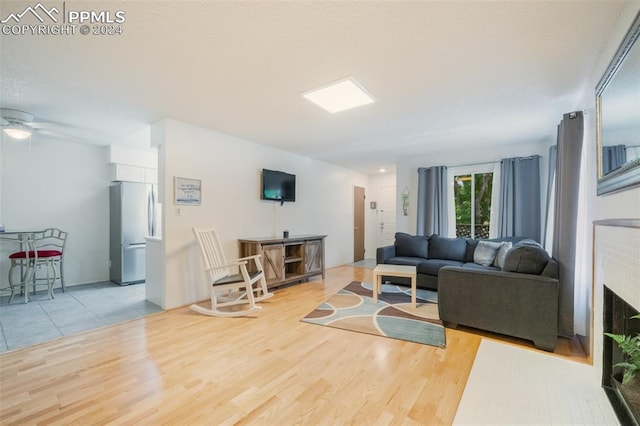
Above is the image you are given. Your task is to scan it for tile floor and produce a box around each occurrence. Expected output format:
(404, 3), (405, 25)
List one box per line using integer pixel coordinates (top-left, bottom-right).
(0, 281), (162, 353)
(348, 258), (377, 269)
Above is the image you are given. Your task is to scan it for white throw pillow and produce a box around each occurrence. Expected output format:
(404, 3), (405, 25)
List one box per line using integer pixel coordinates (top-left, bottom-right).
(473, 241), (502, 266)
(494, 241), (513, 268)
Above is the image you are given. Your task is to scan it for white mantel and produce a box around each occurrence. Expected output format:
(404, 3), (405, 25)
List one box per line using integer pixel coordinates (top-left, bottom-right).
(592, 220), (640, 384)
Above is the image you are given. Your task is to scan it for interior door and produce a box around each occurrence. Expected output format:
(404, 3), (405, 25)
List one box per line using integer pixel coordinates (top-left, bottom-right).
(353, 186), (365, 262)
(378, 185), (397, 247)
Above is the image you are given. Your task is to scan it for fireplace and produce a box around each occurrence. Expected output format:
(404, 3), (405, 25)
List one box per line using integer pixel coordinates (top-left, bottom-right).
(602, 286), (640, 425)
(594, 221), (640, 426)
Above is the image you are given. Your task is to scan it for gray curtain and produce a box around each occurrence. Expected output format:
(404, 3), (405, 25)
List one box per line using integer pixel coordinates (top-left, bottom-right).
(602, 144), (626, 174)
(553, 111), (584, 337)
(416, 166), (448, 236)
(543, 145), (557, 250)
(497, 155), (541, 241)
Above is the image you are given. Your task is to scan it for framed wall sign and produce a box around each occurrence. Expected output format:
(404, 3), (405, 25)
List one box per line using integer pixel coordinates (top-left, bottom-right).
(174, 177), (201, 205)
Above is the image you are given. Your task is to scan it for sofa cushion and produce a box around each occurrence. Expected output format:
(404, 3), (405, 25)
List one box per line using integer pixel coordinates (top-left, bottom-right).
(462, 262), (500, 271)
(429, 234), (467, 261)
(418, 259), (464, 275)
(394, 232), (429, 258)
(493, 241), (513, 268)
(385, 256), (425, 268)
(473, 241), (503, 266)
(502, 242), (550, 275)
(541, 259), (559, 279)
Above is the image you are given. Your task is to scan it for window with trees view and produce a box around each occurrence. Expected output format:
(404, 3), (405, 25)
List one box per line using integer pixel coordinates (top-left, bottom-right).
(453, 172), (493, 239)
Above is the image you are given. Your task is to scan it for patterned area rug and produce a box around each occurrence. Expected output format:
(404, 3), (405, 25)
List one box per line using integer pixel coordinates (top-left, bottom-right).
(301, 281), (446, 348)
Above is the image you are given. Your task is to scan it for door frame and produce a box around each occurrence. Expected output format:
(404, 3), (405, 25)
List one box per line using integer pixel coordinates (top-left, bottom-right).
(353, 185), (365, 262)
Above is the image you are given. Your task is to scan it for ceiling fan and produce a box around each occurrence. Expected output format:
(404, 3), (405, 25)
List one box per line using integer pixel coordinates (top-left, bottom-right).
(0, 108), (76, 141)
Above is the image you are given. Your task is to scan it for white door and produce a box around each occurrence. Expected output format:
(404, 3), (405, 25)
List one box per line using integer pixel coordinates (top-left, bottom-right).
(378, 186), (396, 247)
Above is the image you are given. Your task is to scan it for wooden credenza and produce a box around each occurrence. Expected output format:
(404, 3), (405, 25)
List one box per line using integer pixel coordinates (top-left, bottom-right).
(238, 235), (326, 288)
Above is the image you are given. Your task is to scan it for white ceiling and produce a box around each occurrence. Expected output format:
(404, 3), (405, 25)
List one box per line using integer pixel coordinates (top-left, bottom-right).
(0, 1), (626, 174)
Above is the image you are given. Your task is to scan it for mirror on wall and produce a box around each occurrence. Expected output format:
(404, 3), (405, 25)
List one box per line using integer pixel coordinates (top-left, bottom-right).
(596, 11), (640, 196)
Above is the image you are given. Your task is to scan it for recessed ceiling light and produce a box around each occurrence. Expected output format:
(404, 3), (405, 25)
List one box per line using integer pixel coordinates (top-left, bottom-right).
(379, 168), (386, 173)
(302, 77), (375, 113)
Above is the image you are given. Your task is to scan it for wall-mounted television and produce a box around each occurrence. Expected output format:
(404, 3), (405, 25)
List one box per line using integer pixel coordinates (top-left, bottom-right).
(261, 169), (296, 203)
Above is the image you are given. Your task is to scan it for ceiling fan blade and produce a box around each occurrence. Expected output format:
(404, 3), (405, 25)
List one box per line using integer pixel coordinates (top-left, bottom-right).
(26, 121), (64, 130)
(35, 128), (84, 143)
(1, 110), (81, 140)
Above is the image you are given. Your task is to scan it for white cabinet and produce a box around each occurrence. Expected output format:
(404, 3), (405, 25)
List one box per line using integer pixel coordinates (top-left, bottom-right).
(109, 145), (158, 183)
(111, 164), (158, 184)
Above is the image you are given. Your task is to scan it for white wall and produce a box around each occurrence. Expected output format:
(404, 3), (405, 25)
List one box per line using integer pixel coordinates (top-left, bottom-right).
(572, 2), (640, 350)
(395, 139), (554, 235)
(155, 119), (369, 309)
(0, 136), (110, 286)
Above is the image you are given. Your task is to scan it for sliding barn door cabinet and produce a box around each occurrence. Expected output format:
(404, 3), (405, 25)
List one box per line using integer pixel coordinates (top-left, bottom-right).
(238, 235), (326, 288)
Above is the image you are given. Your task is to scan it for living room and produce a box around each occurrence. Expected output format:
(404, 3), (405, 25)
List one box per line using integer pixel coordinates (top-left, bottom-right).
(1, 1), (640, 424)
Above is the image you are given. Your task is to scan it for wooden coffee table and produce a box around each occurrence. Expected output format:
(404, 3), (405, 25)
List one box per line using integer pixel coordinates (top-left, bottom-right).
(372, 264), (417, 308)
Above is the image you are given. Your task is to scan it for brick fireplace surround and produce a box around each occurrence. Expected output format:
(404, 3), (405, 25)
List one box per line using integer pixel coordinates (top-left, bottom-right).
(593, 219), (640, 424)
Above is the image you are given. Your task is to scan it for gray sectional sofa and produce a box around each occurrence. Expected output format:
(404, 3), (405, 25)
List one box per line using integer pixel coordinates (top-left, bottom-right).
(376, 232), (559, 351)
(376, 233), (527, 290)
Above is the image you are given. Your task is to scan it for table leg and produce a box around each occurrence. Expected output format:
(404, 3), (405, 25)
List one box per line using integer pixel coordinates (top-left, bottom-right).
(372, 271), (379, 303)
(411, 274), (416, 308)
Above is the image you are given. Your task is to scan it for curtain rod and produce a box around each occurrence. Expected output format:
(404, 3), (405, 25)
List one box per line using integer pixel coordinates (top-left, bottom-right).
(421, 156), (538, 171)
(417, 161), (497, 172)
(449, 160), (498, 168)
(500, 155), (537, 163)
(452, 157), (536, 168)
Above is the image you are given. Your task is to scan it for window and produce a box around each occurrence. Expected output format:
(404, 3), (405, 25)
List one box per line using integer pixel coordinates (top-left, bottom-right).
(447, 164), (500, 239)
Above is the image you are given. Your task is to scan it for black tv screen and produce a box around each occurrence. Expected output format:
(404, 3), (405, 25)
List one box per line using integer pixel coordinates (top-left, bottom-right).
(261, 169), (296, 202)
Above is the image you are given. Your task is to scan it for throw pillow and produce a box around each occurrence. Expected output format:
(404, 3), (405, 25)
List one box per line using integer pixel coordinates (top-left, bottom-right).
(502, 244), (550, 275)
(465, 239), (480, 262)
(493, 241), (513, 268)
(394, 232), (429, 258)
(473, 241), (502, 266)
(429, 234), (467, 261)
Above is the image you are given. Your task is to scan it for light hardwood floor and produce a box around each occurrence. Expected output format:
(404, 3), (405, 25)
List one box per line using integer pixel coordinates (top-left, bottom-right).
(0, 265), (585, 425)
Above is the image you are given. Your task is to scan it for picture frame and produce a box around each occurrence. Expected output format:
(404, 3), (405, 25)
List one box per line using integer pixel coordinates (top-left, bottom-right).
(174, 177), (201, 205)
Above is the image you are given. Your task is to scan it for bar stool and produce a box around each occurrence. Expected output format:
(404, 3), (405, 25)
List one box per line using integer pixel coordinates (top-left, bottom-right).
(8, 228), (67, 302)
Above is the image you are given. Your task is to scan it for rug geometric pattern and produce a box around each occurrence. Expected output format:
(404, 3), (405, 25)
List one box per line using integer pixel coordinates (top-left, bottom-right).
(301, 281), (446, 348)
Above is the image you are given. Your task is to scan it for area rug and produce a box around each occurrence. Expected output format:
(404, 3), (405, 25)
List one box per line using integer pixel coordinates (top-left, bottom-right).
(301, 281), (446, 348)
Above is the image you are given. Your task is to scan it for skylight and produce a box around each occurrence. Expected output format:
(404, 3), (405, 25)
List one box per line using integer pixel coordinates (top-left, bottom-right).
(302, 77), (375, 113)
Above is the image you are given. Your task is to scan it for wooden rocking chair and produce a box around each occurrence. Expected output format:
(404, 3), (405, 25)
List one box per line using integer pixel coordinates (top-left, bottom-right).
(191, 227), (273, 317)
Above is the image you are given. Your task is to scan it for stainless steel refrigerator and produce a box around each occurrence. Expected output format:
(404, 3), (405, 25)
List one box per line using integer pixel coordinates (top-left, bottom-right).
(109, 182), (158, 285)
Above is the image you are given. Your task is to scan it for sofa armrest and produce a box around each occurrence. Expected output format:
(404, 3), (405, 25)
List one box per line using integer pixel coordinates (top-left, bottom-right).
(437, 266), (558, 351)
(376, 245), (396, 264)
